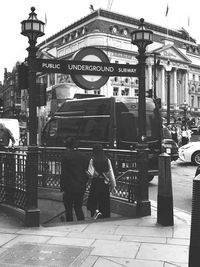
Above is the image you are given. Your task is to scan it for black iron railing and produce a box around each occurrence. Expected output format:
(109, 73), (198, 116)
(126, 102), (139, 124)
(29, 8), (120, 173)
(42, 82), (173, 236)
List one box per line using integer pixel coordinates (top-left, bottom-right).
(0, 149), (27, 209)
(38, 147), (138, 203)
(0, 146), (149, 219)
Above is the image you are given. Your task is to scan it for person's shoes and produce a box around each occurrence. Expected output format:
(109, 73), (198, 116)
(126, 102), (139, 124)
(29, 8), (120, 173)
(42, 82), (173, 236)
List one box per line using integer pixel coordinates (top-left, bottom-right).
(94, 210), (102, 219)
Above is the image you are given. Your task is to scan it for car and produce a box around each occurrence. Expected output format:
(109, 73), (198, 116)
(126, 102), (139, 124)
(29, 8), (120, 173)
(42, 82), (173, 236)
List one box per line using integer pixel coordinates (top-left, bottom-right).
(162, 126), (179, 161)
(179, 141), (200, 165)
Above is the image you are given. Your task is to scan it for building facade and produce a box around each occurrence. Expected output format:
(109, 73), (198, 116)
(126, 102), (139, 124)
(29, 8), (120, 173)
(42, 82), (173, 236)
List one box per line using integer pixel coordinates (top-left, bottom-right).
(2, 8), (200, 129)
(37, 9), (200, 123)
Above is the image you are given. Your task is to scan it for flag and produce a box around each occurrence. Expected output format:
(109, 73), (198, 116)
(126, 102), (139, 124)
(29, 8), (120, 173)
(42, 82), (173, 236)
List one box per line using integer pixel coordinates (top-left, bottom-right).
(165, 4), (169, 16)
(89, 4), (94, 12)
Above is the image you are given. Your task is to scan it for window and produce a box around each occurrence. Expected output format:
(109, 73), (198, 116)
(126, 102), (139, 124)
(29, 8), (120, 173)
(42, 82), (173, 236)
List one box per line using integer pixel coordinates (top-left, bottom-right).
(94, 89), (100, 95)
(59, 98), (110, 115)
(197, 97), (200, 108)
(193, 74), (195, 81)
(123, 29), (128, 36)
(122, 88), (129, 96)
(112, 26), (118, 34)
(113, 87), (119, 96)
(125, 78), (129, 84)
(117, 102), (161, 142)
(191, 95), (194, 107)
(79, 117), (110, 141)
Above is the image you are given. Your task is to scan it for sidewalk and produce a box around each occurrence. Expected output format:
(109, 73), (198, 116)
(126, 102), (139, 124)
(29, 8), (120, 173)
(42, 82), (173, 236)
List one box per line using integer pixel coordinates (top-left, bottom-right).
(0, 201), (190, 267)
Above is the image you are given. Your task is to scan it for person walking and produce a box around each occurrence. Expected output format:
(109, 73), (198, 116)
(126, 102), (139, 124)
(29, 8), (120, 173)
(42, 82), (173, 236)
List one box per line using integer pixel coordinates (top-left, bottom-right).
(0, 123), (15, 150)
(60, 137), (89, 222)
(180, 125), (191, 146)
(87, 144), (116, 219)
(170, 125), (178, 144)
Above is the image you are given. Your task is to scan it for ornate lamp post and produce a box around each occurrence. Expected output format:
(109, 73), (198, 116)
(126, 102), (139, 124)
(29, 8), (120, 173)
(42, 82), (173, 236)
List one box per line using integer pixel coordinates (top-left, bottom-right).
(21, 7), (45, 226)
(132, 18), (153, 141)
(131, 18), (153, 216)
(165, 59), (172, 125)
(21, 6), (45, 145)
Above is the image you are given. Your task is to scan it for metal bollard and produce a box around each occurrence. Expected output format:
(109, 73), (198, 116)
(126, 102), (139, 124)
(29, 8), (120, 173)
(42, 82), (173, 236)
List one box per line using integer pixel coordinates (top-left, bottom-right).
(189, 174), (200, 267)
(136, 143), (151, 217)
(157, 153), (174, 226)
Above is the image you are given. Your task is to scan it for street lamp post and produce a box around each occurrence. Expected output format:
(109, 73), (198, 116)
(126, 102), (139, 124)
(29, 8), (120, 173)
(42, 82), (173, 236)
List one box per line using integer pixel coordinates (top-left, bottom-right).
(165, 59), (172, 125)
(21, 7), (45, 145)
(131, 18), (153, 216)
(132, 18), (153, 141)
(21, 7), (45, 226)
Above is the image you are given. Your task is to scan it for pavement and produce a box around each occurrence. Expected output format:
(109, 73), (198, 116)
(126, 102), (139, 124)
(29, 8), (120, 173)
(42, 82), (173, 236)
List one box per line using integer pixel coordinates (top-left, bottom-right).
(0, 200), (191, 267)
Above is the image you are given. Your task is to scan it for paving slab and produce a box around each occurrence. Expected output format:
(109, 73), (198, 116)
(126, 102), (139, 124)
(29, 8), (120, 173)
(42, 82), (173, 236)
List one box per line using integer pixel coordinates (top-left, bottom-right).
(2, 236), (51, 248)
(104, 257), (164, 267)
(90, 239), (140, 258)
(68, 231), (121, 241)
(47, 236), (95, 247)
(121, 235), (167, 244)
(0, 233), (17, 246)
(0, 243), (92, 267)
(115, 225), (173, 238)
(136, 243), (188, 264)
(0, 201), (192, 267)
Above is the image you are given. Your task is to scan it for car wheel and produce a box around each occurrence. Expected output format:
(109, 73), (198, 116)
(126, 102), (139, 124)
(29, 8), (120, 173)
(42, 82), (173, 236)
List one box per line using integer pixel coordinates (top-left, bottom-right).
(192, 151), (200, 165)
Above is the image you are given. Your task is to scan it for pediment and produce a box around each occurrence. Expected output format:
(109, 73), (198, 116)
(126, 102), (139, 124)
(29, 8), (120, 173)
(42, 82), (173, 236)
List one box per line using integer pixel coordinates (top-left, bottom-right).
(153, 45), (191, 64)
(37, 49), (56, 59)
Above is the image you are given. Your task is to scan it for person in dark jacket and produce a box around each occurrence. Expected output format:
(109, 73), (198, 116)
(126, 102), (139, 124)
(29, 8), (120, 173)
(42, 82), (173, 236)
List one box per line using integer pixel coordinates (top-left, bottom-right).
(60, 137), (89, 221)
(0, 123), (15, 150)
(87, 144), (116, 219)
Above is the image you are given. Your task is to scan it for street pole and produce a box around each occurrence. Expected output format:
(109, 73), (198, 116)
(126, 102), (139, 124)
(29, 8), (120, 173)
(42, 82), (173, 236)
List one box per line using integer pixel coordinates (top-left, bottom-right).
(21, 7), (45, 226)
(167, 71), (171, 125)
(165, 60), (172, 126)
(154, 53), (157, 99)
(137, 49), (147, 139)
(27, 41), (37, 146)
(132, 18), (153, 216)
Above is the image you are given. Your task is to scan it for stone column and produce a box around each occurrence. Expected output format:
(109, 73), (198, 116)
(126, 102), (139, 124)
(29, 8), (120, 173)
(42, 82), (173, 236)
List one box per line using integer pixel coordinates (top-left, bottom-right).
(161, 66), (166, 104)
(148, 64), (152, 90)
(185, 71), (189, 103)
(173, 68), (178, 106)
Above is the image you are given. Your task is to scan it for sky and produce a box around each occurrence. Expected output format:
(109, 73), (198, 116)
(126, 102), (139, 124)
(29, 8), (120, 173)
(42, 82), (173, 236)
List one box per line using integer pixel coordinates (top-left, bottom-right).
(1, 0), (200, 82)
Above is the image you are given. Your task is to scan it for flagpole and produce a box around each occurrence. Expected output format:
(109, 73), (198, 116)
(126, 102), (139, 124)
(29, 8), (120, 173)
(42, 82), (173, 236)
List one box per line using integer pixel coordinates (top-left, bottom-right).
(165, 3), (169, 39)
(44, 13), (47, 46)
(188, 14), (190, 42)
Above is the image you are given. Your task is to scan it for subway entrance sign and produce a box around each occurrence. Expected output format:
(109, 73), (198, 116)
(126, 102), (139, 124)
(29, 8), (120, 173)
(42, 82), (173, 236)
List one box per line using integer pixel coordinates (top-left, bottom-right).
(29, 47), (138, 89)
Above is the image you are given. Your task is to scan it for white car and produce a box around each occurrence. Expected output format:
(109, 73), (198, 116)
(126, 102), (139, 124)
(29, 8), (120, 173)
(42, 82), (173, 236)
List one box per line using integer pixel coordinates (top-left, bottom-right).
(179, 141), (200, 165)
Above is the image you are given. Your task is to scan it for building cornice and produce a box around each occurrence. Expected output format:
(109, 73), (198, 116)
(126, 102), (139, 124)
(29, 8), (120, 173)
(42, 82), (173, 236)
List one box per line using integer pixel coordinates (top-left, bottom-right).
(38, 8), (197, 50)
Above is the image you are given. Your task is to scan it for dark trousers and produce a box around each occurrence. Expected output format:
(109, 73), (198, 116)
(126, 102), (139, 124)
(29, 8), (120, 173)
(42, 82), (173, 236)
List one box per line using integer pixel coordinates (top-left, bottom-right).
(182, 137), (189, 146)
(87, 178), (110, 218)
(63, 191), (85, 221)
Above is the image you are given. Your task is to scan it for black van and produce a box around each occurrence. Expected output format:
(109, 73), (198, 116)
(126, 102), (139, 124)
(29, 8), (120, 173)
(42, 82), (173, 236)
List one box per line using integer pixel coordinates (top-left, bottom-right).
(41, 96), (163, 178)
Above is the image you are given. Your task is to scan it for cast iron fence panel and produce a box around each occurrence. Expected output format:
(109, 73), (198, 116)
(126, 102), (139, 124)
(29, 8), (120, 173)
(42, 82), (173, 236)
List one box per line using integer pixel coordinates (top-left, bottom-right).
(38, 147), (139, 203)
(0, 146), (147, 210)
(0, 150), (27, 209)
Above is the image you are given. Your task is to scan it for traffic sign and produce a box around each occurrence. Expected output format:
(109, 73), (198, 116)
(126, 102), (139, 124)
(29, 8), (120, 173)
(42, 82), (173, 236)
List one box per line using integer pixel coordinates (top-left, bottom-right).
(29, 58), (138, 76)
(29, 47), (138, 90)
